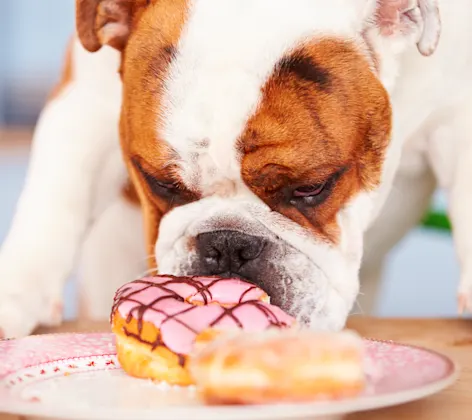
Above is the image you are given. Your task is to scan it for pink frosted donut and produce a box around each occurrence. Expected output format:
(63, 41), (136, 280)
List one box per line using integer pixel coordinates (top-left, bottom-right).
(110, 275), (295, 385)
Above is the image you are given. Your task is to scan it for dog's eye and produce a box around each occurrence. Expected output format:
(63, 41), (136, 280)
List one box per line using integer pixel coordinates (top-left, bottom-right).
(133, 159), (185, 201)
(147, 178), (177, 195)
(293, 183), (326, 198)
(289, 168), (346, 208)
(144, 176), (181, 198)
(144, 175), (198, 207)
(290, 182), (328, 207)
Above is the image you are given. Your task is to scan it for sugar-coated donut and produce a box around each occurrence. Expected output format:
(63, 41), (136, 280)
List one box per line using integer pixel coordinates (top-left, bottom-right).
(190, 328), (366, 404)
(110, 275), (295, 386)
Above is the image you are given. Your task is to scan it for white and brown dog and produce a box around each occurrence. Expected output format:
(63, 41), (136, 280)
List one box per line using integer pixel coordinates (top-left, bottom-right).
(0, 0), (470, 338)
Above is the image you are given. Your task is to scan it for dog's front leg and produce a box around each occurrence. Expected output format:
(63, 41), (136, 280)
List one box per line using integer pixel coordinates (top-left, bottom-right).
(449, 136), (472, 314)
(0, 43), (121, 338)
(427, 101), (472, 314)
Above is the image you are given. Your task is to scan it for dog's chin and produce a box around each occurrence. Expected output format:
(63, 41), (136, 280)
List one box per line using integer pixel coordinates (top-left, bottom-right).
(161, 261), (351, 331)
(156, 236), (355, 332)
(176, 265), (344, 330)
(176, 263), (327, 327)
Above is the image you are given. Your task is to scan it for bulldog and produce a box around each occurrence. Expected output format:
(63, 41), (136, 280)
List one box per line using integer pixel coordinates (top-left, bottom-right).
(0, 0), (471, 338)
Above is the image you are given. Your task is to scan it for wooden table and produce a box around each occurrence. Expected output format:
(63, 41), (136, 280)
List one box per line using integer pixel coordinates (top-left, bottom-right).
(1, 317), (471, 420)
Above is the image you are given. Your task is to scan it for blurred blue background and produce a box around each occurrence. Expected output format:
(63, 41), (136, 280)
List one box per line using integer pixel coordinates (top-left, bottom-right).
(0, 1), (75, 125)
(0, 0), (461, 319)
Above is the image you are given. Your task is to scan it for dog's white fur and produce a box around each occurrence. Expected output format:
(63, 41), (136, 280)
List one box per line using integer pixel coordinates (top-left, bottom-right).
(0, 0), (471, 337)
(0, 41), (134, 334)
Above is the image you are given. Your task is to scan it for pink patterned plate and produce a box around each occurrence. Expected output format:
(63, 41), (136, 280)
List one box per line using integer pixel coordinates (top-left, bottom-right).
(0, 333), (458, 420)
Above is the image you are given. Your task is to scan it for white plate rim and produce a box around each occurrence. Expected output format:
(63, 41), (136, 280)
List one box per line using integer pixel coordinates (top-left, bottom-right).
(0, 333), (460, 420)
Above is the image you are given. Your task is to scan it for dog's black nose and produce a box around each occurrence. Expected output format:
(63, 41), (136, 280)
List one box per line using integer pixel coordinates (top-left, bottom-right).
(196, 230), (266, 275)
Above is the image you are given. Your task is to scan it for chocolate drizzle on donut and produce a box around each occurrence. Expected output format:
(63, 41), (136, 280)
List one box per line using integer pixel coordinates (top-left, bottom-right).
(111, 275), (290, 366)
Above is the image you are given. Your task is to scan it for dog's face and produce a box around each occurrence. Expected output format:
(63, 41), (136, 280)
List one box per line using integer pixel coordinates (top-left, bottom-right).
(77, 0), (440, 330)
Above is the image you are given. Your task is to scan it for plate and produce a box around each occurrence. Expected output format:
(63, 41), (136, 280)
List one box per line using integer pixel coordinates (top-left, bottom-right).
(0, 333), (458, 420)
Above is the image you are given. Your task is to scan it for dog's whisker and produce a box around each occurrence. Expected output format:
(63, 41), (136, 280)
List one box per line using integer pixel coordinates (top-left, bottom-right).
(350, 310), (363, 316)
(353, 298), (365, 316)
(133, 267), (158, 279)
(139, 254), (156, 263)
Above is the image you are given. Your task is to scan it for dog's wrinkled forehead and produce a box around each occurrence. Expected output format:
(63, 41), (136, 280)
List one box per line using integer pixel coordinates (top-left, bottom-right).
(123, 0), (371, 186)
(158, 0), (367, 193)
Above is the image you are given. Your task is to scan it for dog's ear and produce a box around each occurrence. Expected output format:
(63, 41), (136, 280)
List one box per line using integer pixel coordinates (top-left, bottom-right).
(375, 0), (441, 56)
(76, 0), (150, 52)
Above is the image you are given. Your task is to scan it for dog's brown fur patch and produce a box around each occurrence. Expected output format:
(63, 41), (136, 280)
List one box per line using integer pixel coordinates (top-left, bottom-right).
(118, 0), (190, 268)
(240, 39), (392, 243)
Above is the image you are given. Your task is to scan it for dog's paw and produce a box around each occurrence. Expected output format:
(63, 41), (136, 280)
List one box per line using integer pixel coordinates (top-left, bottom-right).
(0, 262), (43, 338)
(458, 273), (472, 315)
(0, 297), (41, 339)
(0, 295), (64, 339)
(0, 251), (66, 338)
(458, 291), (472, 315)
